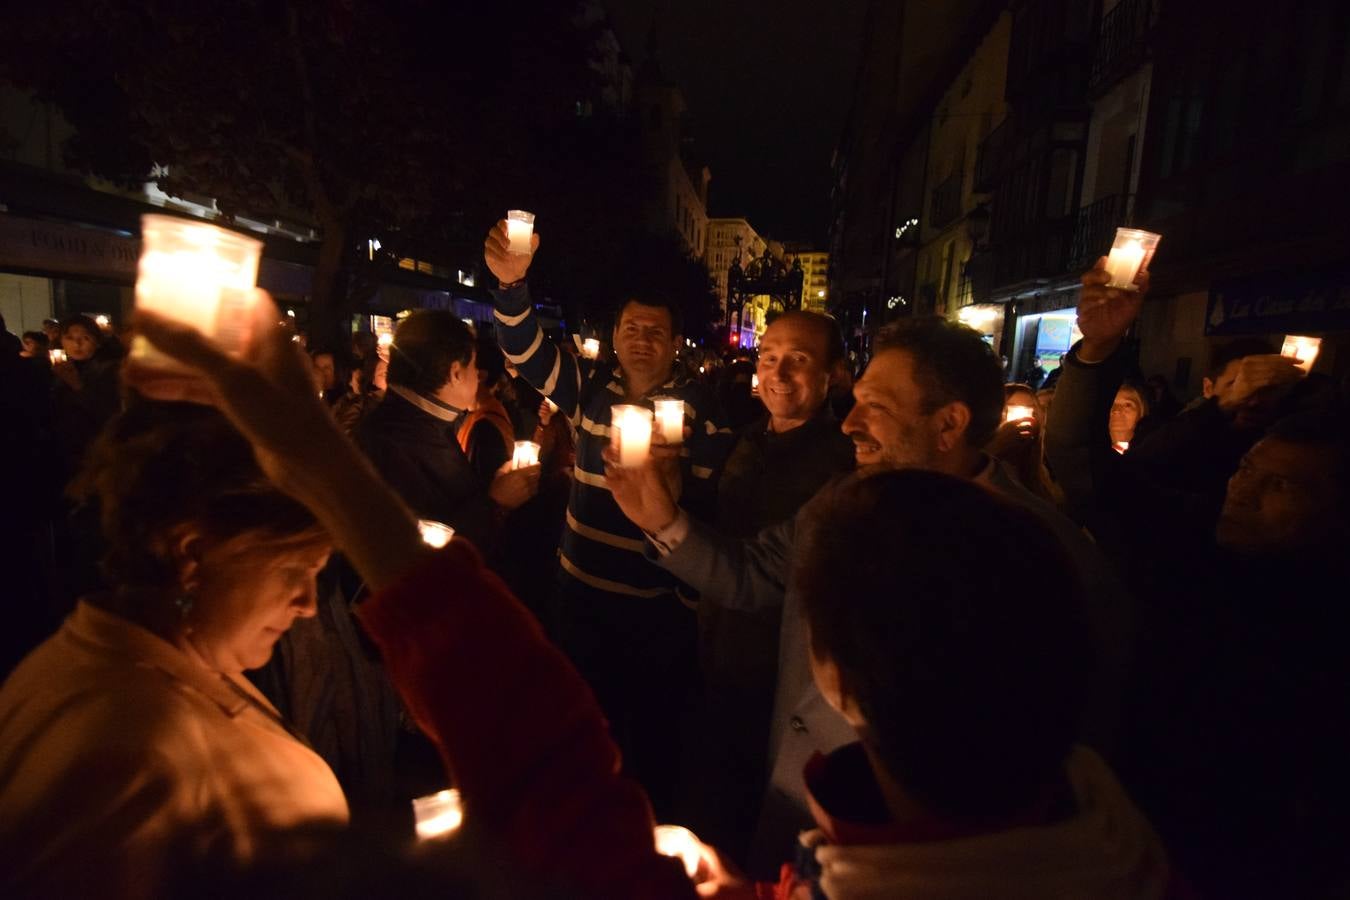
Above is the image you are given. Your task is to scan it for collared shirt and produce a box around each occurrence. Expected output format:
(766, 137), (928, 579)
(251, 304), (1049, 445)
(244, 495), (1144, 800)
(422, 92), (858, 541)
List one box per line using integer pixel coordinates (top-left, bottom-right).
(0, 601), (347, 899)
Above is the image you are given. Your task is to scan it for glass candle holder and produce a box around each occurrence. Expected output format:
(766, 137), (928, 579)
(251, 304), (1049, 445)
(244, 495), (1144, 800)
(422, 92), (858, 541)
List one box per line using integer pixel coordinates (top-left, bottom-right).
(412, 789), (463, 841)
(1005, 404), (1035, 423)
(653, 397), (685, 445)
(582, 338), (600, 360)
(512, 440), (540, 469)
(653, 824), (704, 880)
(506, 209), (536, 255)
(133, 214), (264, 371)
(1102, 227), (1161, 290)
(48, 348), (67, 365)
(417, 519), (455, 549)
(610, 404), (653, 468)
(1281, 335), (1322, 373)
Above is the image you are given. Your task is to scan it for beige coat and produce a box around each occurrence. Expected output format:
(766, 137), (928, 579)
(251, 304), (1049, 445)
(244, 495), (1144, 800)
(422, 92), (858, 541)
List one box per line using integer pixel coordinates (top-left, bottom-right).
(0, 601), (347, 899)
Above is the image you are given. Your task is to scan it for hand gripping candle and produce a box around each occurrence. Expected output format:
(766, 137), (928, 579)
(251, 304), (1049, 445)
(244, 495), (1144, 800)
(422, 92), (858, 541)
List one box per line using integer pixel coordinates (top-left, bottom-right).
(1102, 227), (1161, 290)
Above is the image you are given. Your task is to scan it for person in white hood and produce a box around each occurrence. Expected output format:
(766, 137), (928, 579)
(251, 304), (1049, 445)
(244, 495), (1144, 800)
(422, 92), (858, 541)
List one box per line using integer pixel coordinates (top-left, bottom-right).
(700, 470), (1181, 900)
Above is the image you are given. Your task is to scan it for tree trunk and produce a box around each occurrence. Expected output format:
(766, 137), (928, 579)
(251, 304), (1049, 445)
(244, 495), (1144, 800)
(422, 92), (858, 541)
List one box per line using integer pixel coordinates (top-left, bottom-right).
(308, 214), (349, 355)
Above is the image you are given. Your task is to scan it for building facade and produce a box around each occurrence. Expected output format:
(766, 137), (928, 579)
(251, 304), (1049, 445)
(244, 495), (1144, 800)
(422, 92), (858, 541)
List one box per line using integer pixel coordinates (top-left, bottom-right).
(704, 217), (768, 321)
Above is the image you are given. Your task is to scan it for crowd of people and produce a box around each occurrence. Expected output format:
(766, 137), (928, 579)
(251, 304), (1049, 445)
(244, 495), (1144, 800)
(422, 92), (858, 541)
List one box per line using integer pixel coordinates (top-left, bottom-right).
(0, 219), (1345, 899)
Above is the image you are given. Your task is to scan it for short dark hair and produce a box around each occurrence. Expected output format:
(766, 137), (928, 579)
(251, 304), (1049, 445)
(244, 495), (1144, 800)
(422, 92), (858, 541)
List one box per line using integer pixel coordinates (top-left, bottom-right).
(1266, 411), (1350, 509)
(616, 296), (683, 338)
(23, 331), (49, 347)
(71, 401), (323, 589)
(771, 310), (846, 367)
(1207, 337), (1277, 380)
(60, 314), (103, 341)
(387, 310), (476, 394)
(474, 333), (507, 384)
(794, 470), (1091, 823)
(873, 316), (1005, 447)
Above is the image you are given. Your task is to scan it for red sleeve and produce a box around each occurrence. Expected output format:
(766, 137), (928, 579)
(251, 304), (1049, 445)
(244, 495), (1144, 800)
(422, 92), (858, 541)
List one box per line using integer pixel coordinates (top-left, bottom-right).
(356, 543), (696, 899)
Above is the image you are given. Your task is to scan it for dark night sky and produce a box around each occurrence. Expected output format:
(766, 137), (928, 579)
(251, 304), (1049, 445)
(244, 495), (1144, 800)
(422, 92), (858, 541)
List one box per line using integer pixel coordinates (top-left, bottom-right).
(603, 0), (868, 246)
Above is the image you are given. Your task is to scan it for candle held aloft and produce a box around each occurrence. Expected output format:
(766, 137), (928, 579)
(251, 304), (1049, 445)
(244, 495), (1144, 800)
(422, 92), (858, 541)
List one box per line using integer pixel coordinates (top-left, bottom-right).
(1281, 335), (1322, 373)
(1005, 404), (1035, 423)
(505, 209), (535, 255)
(132, 215), (263, 371)
(512, 440), (540, 469)
(653, 397), (685, 445)
(412, 789), (463, 841)
(417, 519), (455, 549)
(1102, 227), (1161, 290)
(654, 825), (706, 880)
(610, 405), (653, 468)
(48, 348), (67, 365)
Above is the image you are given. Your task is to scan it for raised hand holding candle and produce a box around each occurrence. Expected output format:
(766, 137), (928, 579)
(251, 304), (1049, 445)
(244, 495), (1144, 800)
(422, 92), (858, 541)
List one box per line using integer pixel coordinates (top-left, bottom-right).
(417, 519), (455, 549)
(412, 789), (463, 841)
(133, 214), (263, 371)
(48, 348), (67, 365)
(653, 397), (685, 445)
(1281, 335), (1321, 373)
(505, 209), (536, 255)
(610, 404), (653, 467)
(1102, 227), (1161, 290)
(512, 440), (540, 469)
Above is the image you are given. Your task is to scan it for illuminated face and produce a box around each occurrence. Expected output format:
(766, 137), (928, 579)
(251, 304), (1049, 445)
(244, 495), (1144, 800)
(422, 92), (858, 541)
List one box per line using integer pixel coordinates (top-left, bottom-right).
(613, 302), (679, 385)
(757, 317), (833, 429)
(841, 349), (947, 472)
(62, 324), (99, 362)
(186, 536), (331, 674)
(1217, 438), (1341, 555)
(312, 353), (337, 392)
(1108, 387), (1144, 444)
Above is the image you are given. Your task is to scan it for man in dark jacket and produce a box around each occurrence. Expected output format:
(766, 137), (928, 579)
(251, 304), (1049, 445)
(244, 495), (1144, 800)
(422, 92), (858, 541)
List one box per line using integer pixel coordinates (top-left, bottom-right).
(356, 310), (539, 557)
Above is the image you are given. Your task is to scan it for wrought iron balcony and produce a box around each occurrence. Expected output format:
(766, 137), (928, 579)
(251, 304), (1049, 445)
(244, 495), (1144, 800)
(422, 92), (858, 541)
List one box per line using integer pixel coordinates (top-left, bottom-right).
(1090, 0), (1155, 94)
(930, 172), (964, 231)
(1068, 193), (1133, 272)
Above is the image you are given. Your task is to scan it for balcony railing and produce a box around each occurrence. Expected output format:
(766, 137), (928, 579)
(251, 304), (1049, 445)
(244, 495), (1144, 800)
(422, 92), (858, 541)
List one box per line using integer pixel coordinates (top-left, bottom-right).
(974, 119), (1011, 193)
(1068, 193), (1133, 271)
(989, 216), (1074, 291)
(1090, 0), (1154, 93)
(930, 172), (964, 231)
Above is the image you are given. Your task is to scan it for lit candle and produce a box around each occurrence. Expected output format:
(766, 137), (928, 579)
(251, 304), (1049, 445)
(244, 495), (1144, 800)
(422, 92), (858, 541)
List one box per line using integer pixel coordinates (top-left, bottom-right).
(582, 338), (600, 360)
(417, 519), (455, 549)
(610, 404), (653, 467)
(653, 398), (685, 445)
(133, 214), (263, 371)
(48, 348), (67, 365)
(751, 373), (759, 392)
(512, 440), (540, 469)
(1102, 227), (1161, 290)
(1281, 335), (1322, 373)
(94, 314), (111, 330)
(377, 331), (394, 350)
(412, 789), (463, 841)
(653, 825), (705, 880)
(1113, 441), (1130, 455)
(505, 209), (536, 255)
(1005, 404), (1035, 423)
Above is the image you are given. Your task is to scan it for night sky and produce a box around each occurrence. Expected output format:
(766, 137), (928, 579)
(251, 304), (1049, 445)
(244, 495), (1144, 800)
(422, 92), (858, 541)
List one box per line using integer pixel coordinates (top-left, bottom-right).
(604, 0), (868, 246)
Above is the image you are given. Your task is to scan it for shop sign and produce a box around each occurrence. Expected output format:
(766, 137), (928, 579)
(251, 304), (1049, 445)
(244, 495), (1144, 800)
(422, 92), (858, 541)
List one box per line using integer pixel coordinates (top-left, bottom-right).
(0, 213), (139, 281)
(1207, 263), (1350, 335)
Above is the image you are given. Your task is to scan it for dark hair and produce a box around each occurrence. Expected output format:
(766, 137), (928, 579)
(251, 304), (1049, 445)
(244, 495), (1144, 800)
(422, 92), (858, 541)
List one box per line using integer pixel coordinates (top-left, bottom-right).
(770, 310), (846, 367)
(1207, 337), (1277, 380)
(387, 311), (476, 394)
(23, 331), (49, 347)
(615, 296), (683, 338)
(60, 314), (103, 342)
(873, 316), (1006, 447)
(1266, 412), (1350, 509)
(794, 471), (1091, 822)
(70, 401), (323, 589)
(474, 333), (507, 385)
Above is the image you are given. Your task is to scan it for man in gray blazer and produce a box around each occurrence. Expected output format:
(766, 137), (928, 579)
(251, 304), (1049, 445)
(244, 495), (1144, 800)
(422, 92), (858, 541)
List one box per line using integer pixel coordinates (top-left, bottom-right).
(606, 315), (1131, 877)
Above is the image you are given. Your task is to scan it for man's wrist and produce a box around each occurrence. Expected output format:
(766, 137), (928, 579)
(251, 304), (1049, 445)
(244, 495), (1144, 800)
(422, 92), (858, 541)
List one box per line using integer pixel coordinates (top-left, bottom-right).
(643, 509), (689, 557)
(1075, 337), (1121, 365)
(495, 277), (527, 291)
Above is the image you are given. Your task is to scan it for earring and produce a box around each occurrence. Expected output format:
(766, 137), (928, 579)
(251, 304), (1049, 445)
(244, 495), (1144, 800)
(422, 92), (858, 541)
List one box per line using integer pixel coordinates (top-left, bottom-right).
(174, 590), (196, 620)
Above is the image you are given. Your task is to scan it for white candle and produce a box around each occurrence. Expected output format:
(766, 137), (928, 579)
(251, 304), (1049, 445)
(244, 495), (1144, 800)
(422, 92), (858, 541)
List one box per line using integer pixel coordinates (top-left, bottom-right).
(417, 519), (455, 549)
(505, 209), (535, 255)
(1113, 441), (1130, 455)
(1102, 227), (1161, 289)
(1005, 404), (1035, 423)
(1281, 335), (1321, 373)
(94, 314), (111, 330)
(610, 405), (652, 468)
(412, 789), (463, 841)
(653, 398), (685, 445)
(48, 348), (67, 365)
(653, 825), (704, 880)
(133, 215), (263, 371)
(751, 373), (759, 392)
(377, 331), (394, 349)
(582, 338), (600, 360)
(512, 440), (540, 469)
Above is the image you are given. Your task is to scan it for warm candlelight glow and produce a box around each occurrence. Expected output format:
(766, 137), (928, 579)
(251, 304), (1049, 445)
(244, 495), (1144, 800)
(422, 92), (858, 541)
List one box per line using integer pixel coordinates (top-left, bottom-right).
(653, 398), (685, 445)
(582, 338), (600, 360)
(1113, 441), (1130, 455)
(512, 440), (540, 469)
(48, 348), (67, 365)
(1102, 227), (1160, 290)
(412, 789), (463, 841)
(1005, 404), (1035, 423)
(133, 214), (263, 370)
(377, 331), (394, 349)
(611, 405), (653, 468)
(654, 825), (705, 879)
(505, 209), (536, 255)
(751, 373), (759, 393)
(1281, 335), (1322, 373)
(417, 519), (455, 549)
(94, 314), (111, 330)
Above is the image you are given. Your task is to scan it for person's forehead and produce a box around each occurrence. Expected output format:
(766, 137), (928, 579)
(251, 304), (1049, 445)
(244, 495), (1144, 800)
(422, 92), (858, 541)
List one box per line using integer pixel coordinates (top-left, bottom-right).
(618, 303), (671, 329)
(858, 349), (919, 397)
(761, 318), (826, 355)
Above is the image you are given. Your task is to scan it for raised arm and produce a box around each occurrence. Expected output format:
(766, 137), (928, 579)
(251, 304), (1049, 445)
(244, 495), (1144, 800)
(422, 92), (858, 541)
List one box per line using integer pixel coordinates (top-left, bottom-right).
(484, 222), (584, 422)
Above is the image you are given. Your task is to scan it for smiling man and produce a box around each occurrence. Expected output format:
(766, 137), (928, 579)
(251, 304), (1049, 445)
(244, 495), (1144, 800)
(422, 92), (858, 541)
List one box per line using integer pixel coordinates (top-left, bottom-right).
(607, 315), (1129, 876)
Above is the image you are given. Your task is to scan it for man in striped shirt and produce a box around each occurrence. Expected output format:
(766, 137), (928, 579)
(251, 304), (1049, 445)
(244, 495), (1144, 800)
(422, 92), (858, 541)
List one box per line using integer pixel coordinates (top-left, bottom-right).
(484, 220), (733, 815)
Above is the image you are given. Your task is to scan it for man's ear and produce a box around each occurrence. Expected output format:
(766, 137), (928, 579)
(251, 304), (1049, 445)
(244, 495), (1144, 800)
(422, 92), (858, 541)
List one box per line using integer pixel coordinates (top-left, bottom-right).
(933, 401), (973, 453)
(1202, 377), (1215, 398)
(166, 526), (206, 594)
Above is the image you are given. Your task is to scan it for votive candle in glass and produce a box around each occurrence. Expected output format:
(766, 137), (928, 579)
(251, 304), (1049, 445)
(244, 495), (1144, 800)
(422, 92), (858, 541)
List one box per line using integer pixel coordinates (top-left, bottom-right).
(1005, 404), (1035, 423)
(512, 440), (540, 469)
(505, 209), (536, 255)
(653, 397), (685, 445)
(1280, 335), (1321, 373)
(654, 824), (704, 880)
(412, 789), (463, 841)
(48, 348), (67, 365)
(610, 404), (653, 468)
(582, 337), (600, 360)
(417, 519), (455, 549)
(1102, 227), (1161, 290)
